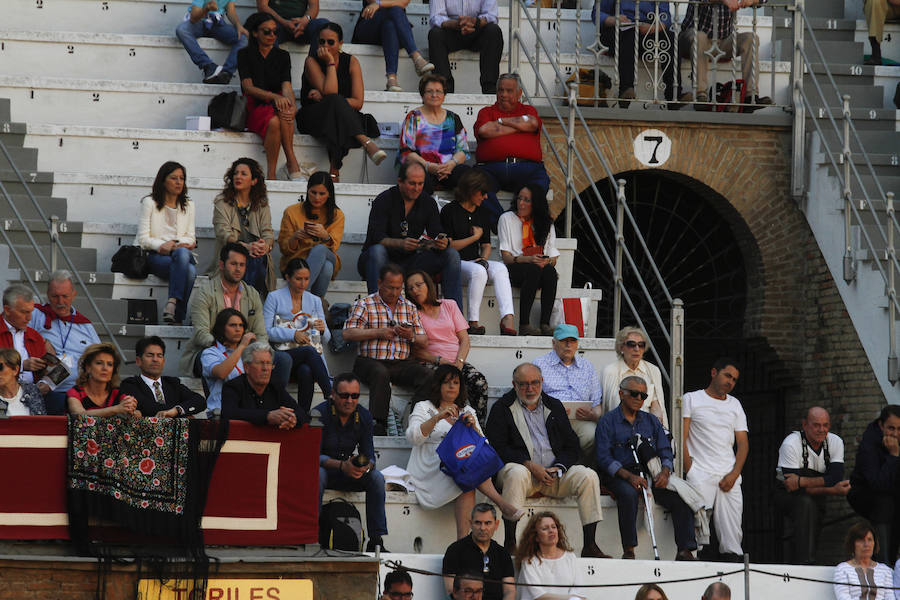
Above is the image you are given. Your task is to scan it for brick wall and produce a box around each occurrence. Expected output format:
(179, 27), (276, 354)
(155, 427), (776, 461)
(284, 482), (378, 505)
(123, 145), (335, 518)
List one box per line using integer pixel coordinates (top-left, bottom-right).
(542, 119), (886, 563)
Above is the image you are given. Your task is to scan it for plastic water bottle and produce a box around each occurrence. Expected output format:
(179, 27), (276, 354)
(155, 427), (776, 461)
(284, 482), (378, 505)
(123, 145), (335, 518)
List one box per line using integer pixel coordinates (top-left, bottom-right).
(309, 328), (323, 354)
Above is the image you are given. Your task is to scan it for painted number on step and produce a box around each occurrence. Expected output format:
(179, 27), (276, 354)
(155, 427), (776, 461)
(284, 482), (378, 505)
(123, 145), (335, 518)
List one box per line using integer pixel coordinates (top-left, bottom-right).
(3, 220), (10, 230)
(119, 326), (127, 335)
(893, 155), (899, 166)
(653, 568), (661, 576)
(128, 48), (136, 57)
(35, 0), (43, 8)
(202, 144), (210, 153)
(634, 128), (671, 167)
(160, 4), (167, 13)
(29, 172), (37, 182)
(402, 506), (410, 515)
(420, 17), (428, 26)
(450, 61), (457, 71)
(527, 507), (534, 516)
(849, 65), (862, 75)
(34, 271), (43, 281)
(158, 97), (165, 104)
(826, 19), (837, 29)
(466, 106), (473, 116)
(870, 110), (877, 120)
(546, 21), (557, 31)
(58, 222), (67, 232)
(132, 141), (139, 150)
(89, 272), (96, 283)
(586, 565), (594, 575)
(1, 123), (9, 133)
(101, 2), (109, 10)
(92, 93), (100, 102)
(66, 45), (75, 54)
(515, 350), (523, 359)
(487, 298), (494, 308)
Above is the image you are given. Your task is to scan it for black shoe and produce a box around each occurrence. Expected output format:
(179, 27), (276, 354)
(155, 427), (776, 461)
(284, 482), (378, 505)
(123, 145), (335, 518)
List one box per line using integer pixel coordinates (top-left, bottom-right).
(209, 70), (233, 85)
(366, 537), (388, 553)
(373, 421), (387, 436)
(203, 65), (224, 84)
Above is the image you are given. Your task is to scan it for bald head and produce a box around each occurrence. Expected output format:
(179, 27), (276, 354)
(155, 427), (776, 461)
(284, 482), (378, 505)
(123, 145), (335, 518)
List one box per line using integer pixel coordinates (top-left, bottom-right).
(512, 363), (543, 406)
(802, 406), (831, 447)
(702, 582), (731, 600)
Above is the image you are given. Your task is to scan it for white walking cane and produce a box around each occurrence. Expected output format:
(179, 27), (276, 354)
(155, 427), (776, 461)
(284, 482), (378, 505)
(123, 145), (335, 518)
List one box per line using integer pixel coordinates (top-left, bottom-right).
(631, 437), (660, 560)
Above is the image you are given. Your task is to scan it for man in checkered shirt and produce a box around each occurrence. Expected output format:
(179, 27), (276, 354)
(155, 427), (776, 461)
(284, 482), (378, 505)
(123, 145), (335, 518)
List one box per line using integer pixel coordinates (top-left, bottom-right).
(343, 263), (434, 435)
(678, 0), (773, 111)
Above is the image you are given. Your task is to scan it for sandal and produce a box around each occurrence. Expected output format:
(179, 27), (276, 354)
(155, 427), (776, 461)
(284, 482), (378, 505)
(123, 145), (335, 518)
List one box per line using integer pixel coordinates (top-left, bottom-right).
(502, 507), (526, 522)
(413, 55), (435, 77)
(385, 74), (402, 92)
(162, 299), (177, 324)
(364, 139), (387, 166)
(467, 324), (486, 335)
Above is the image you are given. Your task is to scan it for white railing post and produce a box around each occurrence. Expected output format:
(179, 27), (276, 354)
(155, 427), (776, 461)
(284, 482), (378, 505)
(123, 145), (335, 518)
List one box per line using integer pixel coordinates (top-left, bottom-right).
(842, 94), (856, 283)
(49, 215), (59, 272)
(509, 0), (520, 74)
(670, 298), (685, 476)
(613, 178), (626, 335)
(791, 0), (806, 197)
(565, 81), (577, 238)
(888, 191), (898, 384)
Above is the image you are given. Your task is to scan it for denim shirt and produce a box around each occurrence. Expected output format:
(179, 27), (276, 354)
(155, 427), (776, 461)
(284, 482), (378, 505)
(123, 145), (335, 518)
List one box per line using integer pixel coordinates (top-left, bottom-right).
(595, 405), (673, 478)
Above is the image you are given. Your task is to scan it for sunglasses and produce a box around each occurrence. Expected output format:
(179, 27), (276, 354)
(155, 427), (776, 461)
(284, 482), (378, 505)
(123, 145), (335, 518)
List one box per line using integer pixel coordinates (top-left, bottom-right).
(319, 38), (338, 46)
(624, 340), (647, 349)
(336, 392), (361, 400)
(621, 388), (649, 401)
(259, 27), (277, 36)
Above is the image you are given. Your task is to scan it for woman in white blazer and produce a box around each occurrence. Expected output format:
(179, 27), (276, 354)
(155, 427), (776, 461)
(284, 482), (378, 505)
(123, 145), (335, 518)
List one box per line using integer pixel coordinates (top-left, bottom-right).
(135, 161), (197, 324)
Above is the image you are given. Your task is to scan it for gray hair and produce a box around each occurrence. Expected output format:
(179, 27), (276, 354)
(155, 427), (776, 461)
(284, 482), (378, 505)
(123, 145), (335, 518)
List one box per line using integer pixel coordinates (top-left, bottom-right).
(702, 582), (731, 600)
(48, 270), (75, 286)
(513, 362), (541, 379)
(497, 72), (522, 90)
(241, 341), (274, 365)
(620, 375), (647, 389)
(471, 502), (498, 520)
(614, 325), (648, 358)
(2, 284), (34, 308)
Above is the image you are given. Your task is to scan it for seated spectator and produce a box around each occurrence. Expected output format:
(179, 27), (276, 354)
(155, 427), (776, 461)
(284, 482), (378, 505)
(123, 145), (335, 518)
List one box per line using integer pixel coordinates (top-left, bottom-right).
(176, 0), (248, 85)
(864, 0), (900, 65)
(380, 569), (413, 600)
(201, 308), (255, 414)
(398, 74), (471, 197)
(428, 0), (502, 94)
(533, 324), (602, 456)
(774, 406), (850, 565)
(602, 326), (668, 428)
(833, 520), (894, 600)
(181, 243), (289, 386)
(596, 376), (697, 561)
(0, 348), (46, 416)
(677, 0), (772, 111)
(277, 171), (345, 298)
(486, 363), (609, 558)
(313, 372), (387, 552)
(136, 161), (197, 325)
(66, 343), (138, 417)
(593, 0), (682, 107)
(358, 162), (463, 309)
(848, 405), (900, 564)
(343, 263), (433, 435)
(120, 336), (206, 418)
(256, 0), (328, 50)
(406, 364), (522, 539)
(221, 341), (306, 428)
(299, 23), (387, 182)
(1, 284), (54, 395)
(404, 270), (489, 423)
(30, 270), (101, 415)
(635, 584), (670, 600)
(449, 574), (485, 600)
(351, 0), (434, 92)
(212, 157), (277, 297)
(238, 12), (303, 181)
(442, 503), (515, 600)
(262, 258), (332, 413)
(474, 73), (549, 226)
(515, 511), (589, 600)
(702, 583), (732, 600)
(497, 185), (558, 336)
(441, 169), (516, 336)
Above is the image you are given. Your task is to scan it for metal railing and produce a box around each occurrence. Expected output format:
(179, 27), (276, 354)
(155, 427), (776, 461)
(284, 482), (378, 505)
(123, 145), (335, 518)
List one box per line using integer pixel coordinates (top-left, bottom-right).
(0, 135), (125, 360)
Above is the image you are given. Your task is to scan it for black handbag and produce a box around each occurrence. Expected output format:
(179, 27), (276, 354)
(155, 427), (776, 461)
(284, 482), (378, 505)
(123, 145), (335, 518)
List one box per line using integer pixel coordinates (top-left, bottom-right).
(208, 91), (248, 131)
(111, 245), (149, 279)
(361, 113), (380, 139)
(126, 298), (158, 325)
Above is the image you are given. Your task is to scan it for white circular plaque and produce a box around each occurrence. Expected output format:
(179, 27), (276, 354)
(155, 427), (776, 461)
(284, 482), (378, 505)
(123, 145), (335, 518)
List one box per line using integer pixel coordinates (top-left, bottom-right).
(633, 129), (672, 167)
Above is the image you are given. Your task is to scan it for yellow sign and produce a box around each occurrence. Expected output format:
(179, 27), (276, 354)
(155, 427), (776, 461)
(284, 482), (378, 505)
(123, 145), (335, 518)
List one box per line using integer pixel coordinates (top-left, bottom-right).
(137, 578), (313, 600)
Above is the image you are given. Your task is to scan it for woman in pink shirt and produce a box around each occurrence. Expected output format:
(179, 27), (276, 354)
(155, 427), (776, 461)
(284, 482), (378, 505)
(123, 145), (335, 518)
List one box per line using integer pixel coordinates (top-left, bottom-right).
(405, 270), (489, 424)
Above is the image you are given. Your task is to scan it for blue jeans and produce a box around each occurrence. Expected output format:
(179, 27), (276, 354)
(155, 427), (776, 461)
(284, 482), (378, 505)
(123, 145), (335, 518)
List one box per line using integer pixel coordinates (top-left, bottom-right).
(175, 17), (247, 75)
(278, 345), (332, 413)
(319, 466), (388, 538)
(243, 255), (269, 297)
(357, 243), (463, 311)
(145, 248), (197, 322)
(476, 161), (551, 226)
(306, 244), (337, 298)
(276, 18), (330, 55)
(352, 6), (417, 75)
(605, 476), (697, 551)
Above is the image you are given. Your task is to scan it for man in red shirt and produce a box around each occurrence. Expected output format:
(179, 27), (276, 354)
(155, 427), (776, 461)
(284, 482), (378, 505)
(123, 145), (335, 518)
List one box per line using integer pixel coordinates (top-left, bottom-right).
(474, 73), (551, 227)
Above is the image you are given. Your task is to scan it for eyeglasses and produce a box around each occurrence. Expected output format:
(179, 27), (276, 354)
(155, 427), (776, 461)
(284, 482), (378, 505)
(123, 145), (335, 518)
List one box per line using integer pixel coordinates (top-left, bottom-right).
(624, 340), (647, 349)
(388, 593), (413, 600)
(336, 392), (361, 400)
(319, 38), (338, 46)
(514, 379), (541, 388)
(515, 195), (532, 203)
(259, 27), (277, 36)
(620, 388), (649, 401)
(423, 89), (445, 96)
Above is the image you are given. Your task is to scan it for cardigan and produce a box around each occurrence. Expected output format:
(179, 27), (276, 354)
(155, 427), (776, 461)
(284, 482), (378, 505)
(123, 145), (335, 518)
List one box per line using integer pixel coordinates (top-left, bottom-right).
(134, 196), (196, 252)
(210, 195), (277, 291)
(262, 286), (331, 346)
(276, 203), (345, 275)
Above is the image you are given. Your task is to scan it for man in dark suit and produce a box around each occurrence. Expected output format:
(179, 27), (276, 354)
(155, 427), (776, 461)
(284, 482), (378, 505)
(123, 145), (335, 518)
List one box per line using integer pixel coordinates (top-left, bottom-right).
(120, 336), (206, 417)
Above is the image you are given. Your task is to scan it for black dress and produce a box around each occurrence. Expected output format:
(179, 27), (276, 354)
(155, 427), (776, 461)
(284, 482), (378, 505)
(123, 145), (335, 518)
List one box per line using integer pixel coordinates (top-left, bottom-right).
(298, 52), (366, 169)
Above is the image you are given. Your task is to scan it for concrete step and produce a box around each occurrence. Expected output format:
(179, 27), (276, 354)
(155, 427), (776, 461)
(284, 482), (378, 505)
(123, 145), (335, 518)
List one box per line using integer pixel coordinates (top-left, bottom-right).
(0, 139), (37, 171)
(818, 129), (900, 156)
(0, 217), (83, 246)
(771, 17), (857, 43)
(808, 107), (900, 132)
(0, 194), (68, 221)
(0, 76), (493, 139)
(5, 243), (95, 270)
(0, 168), (55, 197)
(778, 39), (864, 64)
(802, 81), (885, 110)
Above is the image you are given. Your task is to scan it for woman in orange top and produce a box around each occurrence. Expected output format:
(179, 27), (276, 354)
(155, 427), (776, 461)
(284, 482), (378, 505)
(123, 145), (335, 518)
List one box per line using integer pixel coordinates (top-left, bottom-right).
(277, 171), (345, 298)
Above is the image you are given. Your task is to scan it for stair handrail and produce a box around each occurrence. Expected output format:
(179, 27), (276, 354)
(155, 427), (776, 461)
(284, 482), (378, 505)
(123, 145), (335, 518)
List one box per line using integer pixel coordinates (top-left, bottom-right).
(0, 134), (126, 360)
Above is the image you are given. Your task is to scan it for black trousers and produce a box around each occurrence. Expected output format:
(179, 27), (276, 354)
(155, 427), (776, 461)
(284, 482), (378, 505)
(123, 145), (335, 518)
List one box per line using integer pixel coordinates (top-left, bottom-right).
(849, 484), (900, 564)
(773, 488), (827, 565)
(352, 356), (432, 423)
(427, 24), (503, 93)
(599, 24), (676, 100)
(506, 262), (558, 327)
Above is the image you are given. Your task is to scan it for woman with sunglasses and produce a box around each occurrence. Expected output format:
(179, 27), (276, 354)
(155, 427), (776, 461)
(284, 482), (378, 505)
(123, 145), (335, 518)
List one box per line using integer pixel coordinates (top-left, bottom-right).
(0, 348), (46, 416)
(212, 157), (276, 297)
(298, 22), (387, 182)
(497, 183), (558, 336)
(276, 171), (345, 298)
(201, 308), (255, 414)
(601, 325), (668, 428)
(237, 12), (303, 181)
(440, 169), (516, 336)
(406, 364), (523, 540)
(398, 73), (470, 196)
(351, 0), (433, 92)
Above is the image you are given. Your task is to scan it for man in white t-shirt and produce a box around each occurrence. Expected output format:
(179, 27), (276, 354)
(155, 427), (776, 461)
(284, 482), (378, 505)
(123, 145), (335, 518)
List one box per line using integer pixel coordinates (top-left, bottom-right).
(682, 357), (748, 559)
(773, 406), (850, 565)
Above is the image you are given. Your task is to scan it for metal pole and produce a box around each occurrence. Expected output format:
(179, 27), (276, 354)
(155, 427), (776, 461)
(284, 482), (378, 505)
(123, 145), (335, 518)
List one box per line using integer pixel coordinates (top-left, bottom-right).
(791, 0), (806, 197)
(842, 94), (855, 283)
(565, 82), (577, 238)
(670, 298), (684, 476)
(50, 215), (59, 272)
(744, 553), (751, 600)
(888, 191), (898, 384)
(509, 0), (520, 74)
(613, 179), (626, 335)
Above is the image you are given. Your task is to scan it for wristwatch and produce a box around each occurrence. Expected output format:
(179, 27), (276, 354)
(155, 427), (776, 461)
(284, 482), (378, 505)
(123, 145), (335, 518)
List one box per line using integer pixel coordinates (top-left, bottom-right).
(522, 115), (530, 122)
(497, 117), (503, 125)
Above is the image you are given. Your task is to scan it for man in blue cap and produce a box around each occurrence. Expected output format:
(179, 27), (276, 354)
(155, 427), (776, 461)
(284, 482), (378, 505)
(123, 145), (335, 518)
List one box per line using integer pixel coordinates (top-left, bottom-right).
(532, 323), (603, 457)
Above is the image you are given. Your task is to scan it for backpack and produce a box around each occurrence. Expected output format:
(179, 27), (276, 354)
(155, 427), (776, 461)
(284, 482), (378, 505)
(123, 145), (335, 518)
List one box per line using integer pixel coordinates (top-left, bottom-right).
(319, 497), (364, 551)
(715, 79), (747, 112)
(207, 91), (247, 131)
(327, 303), (357, 354)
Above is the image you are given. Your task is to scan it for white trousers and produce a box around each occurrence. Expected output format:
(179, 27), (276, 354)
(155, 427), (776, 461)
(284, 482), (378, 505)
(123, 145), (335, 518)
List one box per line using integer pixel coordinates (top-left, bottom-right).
(686, 466), (743, 555)
(460, 259), (515, 322)
(496, 463), (603, 525)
